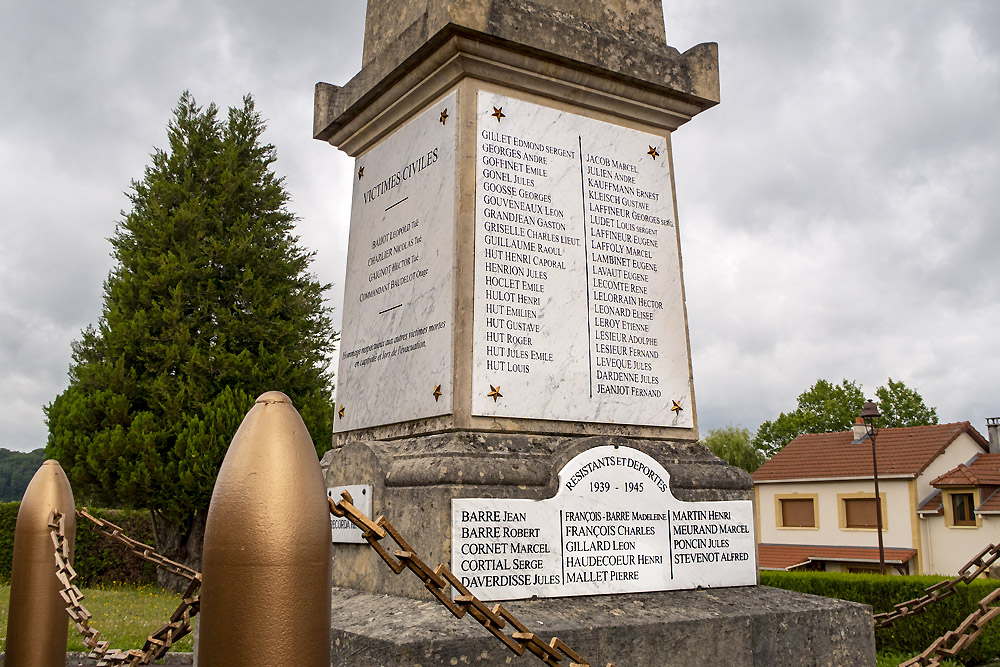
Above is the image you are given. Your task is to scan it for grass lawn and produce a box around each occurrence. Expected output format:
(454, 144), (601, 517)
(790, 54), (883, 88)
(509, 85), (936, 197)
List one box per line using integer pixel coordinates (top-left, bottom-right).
(0, 582), (195, 653)
(876, 650), (961, 666)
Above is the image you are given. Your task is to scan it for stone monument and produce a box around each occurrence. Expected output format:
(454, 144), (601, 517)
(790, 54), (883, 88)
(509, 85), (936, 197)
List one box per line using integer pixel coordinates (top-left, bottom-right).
(314, 2), (874, 665)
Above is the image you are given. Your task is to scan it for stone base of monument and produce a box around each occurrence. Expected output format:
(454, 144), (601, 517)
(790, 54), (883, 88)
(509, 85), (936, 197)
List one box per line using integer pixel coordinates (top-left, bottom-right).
(328, 584), (874, 666)
(322, 434), (754, 599)
(322, 435), (876, 665)
(0, 654), (193, 666)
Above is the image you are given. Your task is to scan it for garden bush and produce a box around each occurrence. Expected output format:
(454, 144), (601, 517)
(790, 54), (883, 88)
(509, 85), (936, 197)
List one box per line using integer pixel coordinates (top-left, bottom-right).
(762, 570), (1000, 664)
(0, 502), (157, 585)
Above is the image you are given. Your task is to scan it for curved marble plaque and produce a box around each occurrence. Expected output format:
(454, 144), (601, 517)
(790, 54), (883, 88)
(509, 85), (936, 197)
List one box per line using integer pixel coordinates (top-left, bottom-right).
(452, 446), (756, 601)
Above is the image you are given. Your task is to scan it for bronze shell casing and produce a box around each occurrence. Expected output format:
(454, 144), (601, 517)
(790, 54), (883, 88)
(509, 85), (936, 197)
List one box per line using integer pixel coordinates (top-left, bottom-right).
(7, 460), (76, 667)
(196, 391), (332, 666)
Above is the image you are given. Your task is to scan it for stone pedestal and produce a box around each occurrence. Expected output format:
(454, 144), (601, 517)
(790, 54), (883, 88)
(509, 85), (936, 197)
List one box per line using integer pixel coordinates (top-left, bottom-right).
(327, 585), (875, 667)
(315, 2), (876, 664)
(322, 434), (752, 599)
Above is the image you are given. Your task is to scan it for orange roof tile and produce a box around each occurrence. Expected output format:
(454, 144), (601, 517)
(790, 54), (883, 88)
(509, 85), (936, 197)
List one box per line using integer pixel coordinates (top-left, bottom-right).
(978, 489), (1000, 514)
(932, 453), (1000, 487)
(753, 422), (987, 483)
(758, 543), (917, 570)
(917, 490), (943, 515)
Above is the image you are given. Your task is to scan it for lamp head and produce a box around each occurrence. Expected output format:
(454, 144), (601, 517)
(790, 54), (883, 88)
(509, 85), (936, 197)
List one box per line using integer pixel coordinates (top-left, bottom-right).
(861, 399), (880, 432)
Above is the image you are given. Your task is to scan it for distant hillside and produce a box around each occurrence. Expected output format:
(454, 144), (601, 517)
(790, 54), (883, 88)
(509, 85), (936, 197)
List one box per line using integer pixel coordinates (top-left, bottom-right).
(0, 448), (47, 502)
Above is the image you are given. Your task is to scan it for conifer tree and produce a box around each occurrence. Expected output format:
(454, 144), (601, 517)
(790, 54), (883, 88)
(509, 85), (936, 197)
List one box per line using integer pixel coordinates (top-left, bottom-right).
(46, 92), (336, 586)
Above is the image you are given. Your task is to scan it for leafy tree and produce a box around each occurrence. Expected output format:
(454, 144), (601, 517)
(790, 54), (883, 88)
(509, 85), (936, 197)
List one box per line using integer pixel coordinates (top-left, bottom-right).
(702, 426), (764, 473)
(875, 377), (938, 428)
(754, 379), (864, 458)
(46, 93), (336, 587)
(754, 378), (936, 458)
(0, 448), (47, 502)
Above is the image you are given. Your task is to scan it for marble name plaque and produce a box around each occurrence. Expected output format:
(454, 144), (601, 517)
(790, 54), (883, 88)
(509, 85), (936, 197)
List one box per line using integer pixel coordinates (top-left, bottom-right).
(335, 92), (458, 431)
(328, 485), (372, 544)
(451, 446), (756, 601)
(471, 91), (693, 428)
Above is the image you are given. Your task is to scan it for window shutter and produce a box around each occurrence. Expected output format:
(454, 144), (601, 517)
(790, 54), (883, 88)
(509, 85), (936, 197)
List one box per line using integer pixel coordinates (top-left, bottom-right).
(781, 498), (815, 527)
(845, 498), (878, 528)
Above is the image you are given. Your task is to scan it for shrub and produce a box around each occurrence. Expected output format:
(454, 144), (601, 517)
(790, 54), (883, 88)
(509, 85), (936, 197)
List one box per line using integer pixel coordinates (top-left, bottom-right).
(0, 502), (17, 581)
(0, 503), (157, 585)
(72, 508), (159, 586)
(762, 570), (1000, 664)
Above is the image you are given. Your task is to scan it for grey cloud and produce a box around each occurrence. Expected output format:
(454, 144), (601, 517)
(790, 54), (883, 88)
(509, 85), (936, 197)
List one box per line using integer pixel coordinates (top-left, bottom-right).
(1, 0), (997, 452)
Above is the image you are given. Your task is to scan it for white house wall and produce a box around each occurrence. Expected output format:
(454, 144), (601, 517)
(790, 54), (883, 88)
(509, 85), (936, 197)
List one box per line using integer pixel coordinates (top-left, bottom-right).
(923, 510), (998, 576)
(757, 479), (914, 551)
(914, 433), (986, 503)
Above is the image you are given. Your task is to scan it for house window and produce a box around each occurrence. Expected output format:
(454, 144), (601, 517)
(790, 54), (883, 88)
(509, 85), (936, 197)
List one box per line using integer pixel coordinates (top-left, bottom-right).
(844, 498), (879, 529)
(847, 564), (881, 574)
(780, 498), (816, 528)
(952, 493), (976, 526)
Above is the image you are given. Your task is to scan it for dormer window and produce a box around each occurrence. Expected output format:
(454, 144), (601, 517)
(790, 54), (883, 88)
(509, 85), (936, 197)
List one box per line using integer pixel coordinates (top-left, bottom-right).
(952, 493), (976, 526)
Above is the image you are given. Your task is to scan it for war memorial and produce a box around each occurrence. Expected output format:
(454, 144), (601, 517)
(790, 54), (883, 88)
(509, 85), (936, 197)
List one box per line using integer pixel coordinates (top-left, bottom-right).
(5, 2), (877, 666)
(311, 0), (874, 664)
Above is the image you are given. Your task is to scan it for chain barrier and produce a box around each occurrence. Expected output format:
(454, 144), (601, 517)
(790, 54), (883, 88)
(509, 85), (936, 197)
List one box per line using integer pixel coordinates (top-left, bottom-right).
(875, 542), (1000, 629)
(40, 495), (1000, 667)
(330, 490), (614, 667)
(864, 542), (1000, 666)
(48, 494), (611, 666)
(899, 586), (1000, 666)
(48, 509), (201, 667)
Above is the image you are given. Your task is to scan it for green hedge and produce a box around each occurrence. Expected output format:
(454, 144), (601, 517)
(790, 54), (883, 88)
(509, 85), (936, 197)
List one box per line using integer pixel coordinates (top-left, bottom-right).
(762, 570), (1000, 665)
(0, 502), (157, 586)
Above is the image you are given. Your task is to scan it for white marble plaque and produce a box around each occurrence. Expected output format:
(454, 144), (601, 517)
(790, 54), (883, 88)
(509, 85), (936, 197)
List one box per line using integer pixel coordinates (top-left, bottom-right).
(328, 485), (373, 544)
(472, 92), (692, 428)
(335, 92), (457, 431)
(451, 446), (755, 601)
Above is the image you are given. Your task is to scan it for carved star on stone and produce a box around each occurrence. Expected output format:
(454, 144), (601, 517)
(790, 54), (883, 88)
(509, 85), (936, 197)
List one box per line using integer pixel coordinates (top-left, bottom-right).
(338, 405), (345, 419)
(492, 106), (505, 123)
(487, 385), (503, 402)
(670, 400), (683, 414)
(647, 146), (659, 160)
(433, 384), (442, 401)
(357, 166), (364, 179)
(439, 109), (449, 125)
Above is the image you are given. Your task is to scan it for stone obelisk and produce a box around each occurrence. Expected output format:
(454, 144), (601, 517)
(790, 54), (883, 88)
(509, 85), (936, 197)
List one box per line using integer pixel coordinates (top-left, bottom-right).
(314, 2), (874, 665)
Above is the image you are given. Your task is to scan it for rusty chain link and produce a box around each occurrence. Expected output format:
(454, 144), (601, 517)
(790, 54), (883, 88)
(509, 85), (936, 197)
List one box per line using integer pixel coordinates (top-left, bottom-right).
(875, 542), (1000, 629)
(330, 490), (614, 667)
(48, 509), (201, 666)
(899, 585), (1000, 666)
(865, 542), (1000, 666)
(78, 508), (203, 584)
(41, 494), (1000, 667)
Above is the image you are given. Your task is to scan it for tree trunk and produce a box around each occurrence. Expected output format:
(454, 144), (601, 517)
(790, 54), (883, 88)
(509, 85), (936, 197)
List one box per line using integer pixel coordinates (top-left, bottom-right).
(150, 511), (207, 591)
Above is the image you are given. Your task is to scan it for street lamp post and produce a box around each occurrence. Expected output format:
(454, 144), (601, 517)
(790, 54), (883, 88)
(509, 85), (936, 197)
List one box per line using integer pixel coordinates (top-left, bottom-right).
(861, 399), (887, 575)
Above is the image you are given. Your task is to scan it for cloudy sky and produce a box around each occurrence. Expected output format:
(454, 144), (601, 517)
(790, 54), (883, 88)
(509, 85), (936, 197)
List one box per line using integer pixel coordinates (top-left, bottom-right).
(1, 1), (997, 453)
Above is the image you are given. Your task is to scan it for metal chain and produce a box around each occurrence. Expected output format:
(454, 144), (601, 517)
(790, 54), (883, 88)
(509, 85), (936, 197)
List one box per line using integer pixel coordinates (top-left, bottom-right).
(330, 491), (615, 667)
(78, 508), (203, 584)
(42, 497), (1000, 667)
(875, 542), (1000, 629)
(899, 585), (1000, 666)
(48, 509), (201, 667)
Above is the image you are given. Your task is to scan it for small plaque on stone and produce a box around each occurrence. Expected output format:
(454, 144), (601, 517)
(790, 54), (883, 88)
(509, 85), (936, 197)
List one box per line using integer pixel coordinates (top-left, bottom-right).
(452, 446), (755, 601)
(329, 484), (373, 544)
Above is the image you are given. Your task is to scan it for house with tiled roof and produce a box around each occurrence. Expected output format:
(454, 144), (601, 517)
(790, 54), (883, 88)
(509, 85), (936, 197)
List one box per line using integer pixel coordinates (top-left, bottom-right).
(752, 420), (997, 575)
